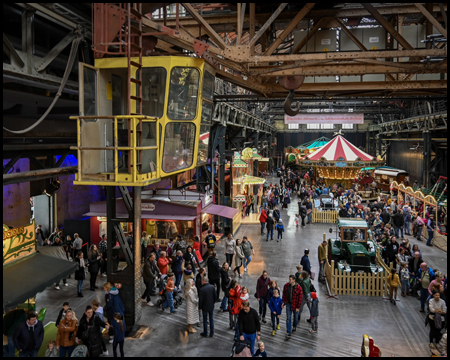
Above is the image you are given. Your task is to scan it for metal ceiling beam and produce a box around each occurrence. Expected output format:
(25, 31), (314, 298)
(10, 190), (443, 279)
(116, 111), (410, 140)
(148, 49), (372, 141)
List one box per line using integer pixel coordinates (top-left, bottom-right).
(264, 3), (315, 56)
(292, 18), (325, 54)
(181, 3), (227, 49)
(414, 3), (447, 39)
(249, 3), (288, 47)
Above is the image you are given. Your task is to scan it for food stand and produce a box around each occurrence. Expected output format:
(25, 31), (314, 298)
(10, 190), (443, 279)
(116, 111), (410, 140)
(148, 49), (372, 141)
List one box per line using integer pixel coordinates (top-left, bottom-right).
(85, 189), (238, 256)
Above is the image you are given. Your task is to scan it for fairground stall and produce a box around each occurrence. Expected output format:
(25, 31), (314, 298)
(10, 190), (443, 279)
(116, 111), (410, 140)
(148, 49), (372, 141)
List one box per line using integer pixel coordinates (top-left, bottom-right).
(85, 189), (238, 257)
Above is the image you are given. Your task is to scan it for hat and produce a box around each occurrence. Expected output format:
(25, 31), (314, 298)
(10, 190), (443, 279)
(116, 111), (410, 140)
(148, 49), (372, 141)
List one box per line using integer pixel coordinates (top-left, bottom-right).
(304, 249), (310, 254)
(278, 219), (282, 223)
(311, 292), (317, 300)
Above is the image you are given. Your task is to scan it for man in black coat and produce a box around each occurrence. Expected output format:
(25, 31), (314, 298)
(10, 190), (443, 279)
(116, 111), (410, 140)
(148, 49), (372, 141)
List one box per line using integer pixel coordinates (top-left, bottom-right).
(408, 251), (423, 278)
(198, 277), (217, 337)
(207, 251), (221, 300)
(12, 311), (44, 357)
(392, 210), (405, 239)
(266, 215), (275, 242)
(380, 209), (391, 226)
(273, 206), (281, 223)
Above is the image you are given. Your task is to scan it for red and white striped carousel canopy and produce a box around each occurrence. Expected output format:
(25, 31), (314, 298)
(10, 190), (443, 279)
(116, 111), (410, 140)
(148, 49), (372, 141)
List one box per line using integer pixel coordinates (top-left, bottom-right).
(302, 135), (374, 162)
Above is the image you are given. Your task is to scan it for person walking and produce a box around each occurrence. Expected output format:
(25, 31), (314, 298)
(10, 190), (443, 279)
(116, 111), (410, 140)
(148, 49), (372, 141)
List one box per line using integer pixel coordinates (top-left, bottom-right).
(98, 234), (108, 276)
(299, 203), (307, 227)
(141, 231), (150, 261)
(300, 249), (311, 276)
(229, 281), (242, 339)
(192, 235), (204, 265)
(273, 206), (281, 223)
(74, 251), (87, 297)
(141, 253), (158, 306)
(417, 263), (436, 312)
(265, 214), (275, 242)
(220, 262), (231, 311)
(318, 239), (327, 284)
(298, 271), (313, 325)
(306, 199), (313, 224)
(268, 289), (283, 336)
(309, 292), (319, 334)
(256, 271), (271, 324)
(428, 290), (447, 346)
(282, 275), (303, 339)
(198, 277), (217, 337)
(161, 273), (177, 314)
(87, 244), (101, 291)
(275, 219), (285, 242)
(392, 210), (404, 240)
(233, 239), (244, 278)
(12, 311), (44, 357)
(241, 236), (255, 272)
(238, 301), (261, 356)
(224, 234), (236, 268)
(56, 309), (78, 357)
(184, 279), (199, 334)
(426, 214), (436, 247)
(172, 251), (184, 290)
(389, 269), (401, 303)
(77, 306), (109, 358)
(104, 282), (125, 326)
(207, 251), (221, 300)
(112, 313), (126, 357)
(259, 209), (267, 235)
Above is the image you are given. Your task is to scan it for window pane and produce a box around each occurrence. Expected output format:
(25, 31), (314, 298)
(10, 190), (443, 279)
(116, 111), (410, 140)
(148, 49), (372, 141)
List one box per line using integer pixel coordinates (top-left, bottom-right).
(162, 122), (196, 172)
(141, 67), (167, 118)
(307, 124), (320, 129)
(288, 123), (299, 129)
(321, 124), (334, 129)
(83, 67), (97, 116)
(342, 123), (354, 129)
(167, 67), (200, 120)
(201, 101), (213, 124)
(137, 122), (157, 173)
(198, 124), (210, 165)
(202, 71), (215, 101)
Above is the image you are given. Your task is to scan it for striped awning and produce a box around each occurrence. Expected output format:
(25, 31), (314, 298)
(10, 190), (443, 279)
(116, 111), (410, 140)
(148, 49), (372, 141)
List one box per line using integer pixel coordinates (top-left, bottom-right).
(232, 158), (248, 168)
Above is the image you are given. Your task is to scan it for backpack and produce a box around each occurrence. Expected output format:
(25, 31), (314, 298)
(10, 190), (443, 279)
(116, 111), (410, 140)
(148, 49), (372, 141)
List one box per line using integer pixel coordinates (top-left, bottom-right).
(206, 235), (216, 248)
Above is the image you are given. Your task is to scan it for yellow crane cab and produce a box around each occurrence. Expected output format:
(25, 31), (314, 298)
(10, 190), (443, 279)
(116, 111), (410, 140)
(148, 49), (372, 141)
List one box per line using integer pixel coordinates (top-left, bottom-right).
(71, 56), (215, 186)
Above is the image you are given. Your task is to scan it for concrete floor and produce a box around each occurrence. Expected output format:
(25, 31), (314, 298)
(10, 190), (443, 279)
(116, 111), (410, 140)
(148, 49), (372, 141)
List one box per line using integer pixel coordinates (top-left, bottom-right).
(37, 179), (447, 357)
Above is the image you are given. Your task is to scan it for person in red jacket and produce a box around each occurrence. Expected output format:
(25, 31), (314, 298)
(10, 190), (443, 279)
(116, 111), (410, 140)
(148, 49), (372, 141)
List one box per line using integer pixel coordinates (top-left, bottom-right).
(157, 251), (170, 275)
(229, 281), (242, 339)
(259, 209), (267, 235)
(281, 275), (303, 339)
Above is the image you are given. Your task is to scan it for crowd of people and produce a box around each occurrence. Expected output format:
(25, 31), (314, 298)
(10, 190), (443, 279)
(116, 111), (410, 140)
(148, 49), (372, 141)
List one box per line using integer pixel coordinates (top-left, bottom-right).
(4, 169), (447, 357)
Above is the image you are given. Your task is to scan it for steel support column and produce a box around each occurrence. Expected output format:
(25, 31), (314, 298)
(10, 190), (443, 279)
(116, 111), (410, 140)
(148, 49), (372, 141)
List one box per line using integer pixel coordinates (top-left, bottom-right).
(423, 130), (431, 187)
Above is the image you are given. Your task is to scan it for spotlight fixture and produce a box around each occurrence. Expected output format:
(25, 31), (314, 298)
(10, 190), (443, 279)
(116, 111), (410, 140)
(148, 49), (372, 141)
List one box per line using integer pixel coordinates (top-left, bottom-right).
(44, 180), (60, 197)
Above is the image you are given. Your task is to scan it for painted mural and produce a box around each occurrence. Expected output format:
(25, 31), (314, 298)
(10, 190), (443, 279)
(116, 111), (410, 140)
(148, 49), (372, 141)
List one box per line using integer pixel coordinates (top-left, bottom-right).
(3, 220), (36, 265)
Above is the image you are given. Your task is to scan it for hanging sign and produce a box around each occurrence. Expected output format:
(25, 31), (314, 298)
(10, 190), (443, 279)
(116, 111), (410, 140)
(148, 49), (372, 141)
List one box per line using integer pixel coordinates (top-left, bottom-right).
(141, 203), (156, 211)
(284, 113), (364, 124)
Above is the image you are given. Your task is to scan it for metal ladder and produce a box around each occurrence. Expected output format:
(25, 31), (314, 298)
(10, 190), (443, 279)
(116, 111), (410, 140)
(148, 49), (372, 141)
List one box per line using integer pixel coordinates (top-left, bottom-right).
(126, 3), (144, 175)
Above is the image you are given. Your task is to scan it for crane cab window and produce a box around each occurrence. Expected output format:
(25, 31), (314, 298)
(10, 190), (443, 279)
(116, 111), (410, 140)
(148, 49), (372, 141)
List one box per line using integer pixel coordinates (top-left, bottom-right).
(140, 67), (167, 118)
(167, 67), (199, 120)
(162, 122), (196, 173)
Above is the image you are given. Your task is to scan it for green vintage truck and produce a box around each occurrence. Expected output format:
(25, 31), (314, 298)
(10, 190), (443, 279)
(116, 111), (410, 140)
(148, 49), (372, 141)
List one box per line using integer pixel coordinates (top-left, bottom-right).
(328, 218), (383, 274)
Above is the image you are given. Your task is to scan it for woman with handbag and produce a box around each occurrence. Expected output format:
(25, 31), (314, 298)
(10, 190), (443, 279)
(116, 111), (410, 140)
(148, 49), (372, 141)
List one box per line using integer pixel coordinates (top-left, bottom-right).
(183, 246), (199, 275)
(56, 309), (78, 357)
(74, 251), (87, 297)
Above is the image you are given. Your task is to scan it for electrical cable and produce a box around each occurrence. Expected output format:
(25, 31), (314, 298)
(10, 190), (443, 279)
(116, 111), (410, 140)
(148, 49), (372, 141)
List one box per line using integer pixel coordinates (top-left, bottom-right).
(3, 33), (83, 134)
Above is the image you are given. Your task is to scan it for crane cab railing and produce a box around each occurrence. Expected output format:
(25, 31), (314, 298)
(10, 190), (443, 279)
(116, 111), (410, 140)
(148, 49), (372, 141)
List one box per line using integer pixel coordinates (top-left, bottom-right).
(70, 115), (160, 186)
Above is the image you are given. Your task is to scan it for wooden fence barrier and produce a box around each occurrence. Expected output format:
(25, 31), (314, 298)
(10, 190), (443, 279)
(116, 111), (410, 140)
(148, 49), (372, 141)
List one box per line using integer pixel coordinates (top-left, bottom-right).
(312, 208), (339, 223)
(325, 243), (393, 297)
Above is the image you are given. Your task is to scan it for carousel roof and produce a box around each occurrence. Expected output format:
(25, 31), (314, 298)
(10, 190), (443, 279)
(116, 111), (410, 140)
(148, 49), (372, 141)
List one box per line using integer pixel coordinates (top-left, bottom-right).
(302, 135), (374, 162)
(296, 136), (331, 150)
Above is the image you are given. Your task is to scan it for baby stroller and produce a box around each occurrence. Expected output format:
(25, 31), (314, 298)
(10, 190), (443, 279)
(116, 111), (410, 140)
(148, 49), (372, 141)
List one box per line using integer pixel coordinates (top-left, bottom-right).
(155, 274), (183, 309)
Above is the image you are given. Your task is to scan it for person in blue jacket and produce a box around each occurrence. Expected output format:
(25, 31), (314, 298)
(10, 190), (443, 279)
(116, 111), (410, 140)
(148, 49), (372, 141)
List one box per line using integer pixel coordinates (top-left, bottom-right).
(112, 312), (126, 357)
(268, 289), (283, 336)
(309, 292), (319, 334)
(275, 219), (285, 242)
(300, 249), (311, 276)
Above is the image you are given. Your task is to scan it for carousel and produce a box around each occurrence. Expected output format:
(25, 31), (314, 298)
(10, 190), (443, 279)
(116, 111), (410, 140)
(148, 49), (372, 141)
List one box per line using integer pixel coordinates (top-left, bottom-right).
(285, 137), (332, 167)
(300, 134), (381, 188)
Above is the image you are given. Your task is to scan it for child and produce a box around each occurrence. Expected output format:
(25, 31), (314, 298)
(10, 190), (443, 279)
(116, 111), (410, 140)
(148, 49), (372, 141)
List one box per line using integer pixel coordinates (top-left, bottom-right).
(112, 312), (126, 358)
(55, 301), (69, 327)
(161, 272), (176, 313)
(240, 286), (249, 302)
(268, 289), (283, 336)
(309, 292), (319, 333)
(295, 214), (300, 227)
(389, 268), (400, 304)
(45, 340), (58, 357)
(183, 263), (194, 287)
(254, 341), (268, 357)
(92, 299), (108, 356)
(400, 262), (410, 297)
(275, 219), (285, 242)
